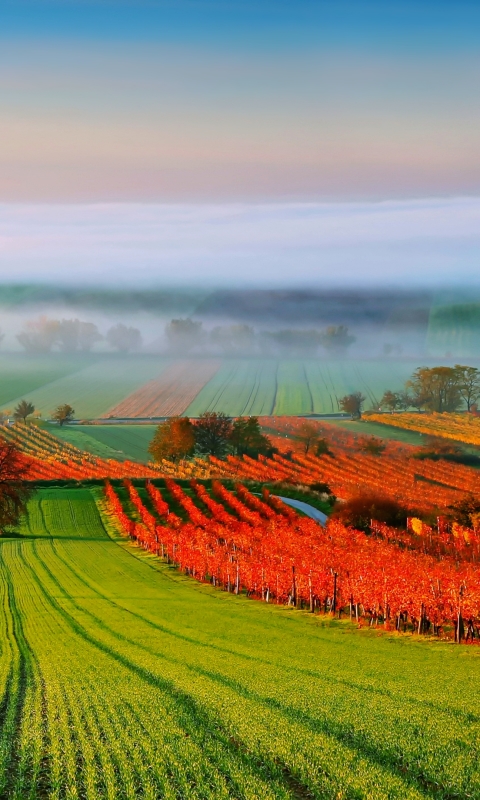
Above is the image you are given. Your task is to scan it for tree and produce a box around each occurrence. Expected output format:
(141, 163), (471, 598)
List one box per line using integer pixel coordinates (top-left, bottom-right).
(339, 391), (365, 419)
(315, 438), (332, 456)
(14, 400), (35, 424)
(149, 417), (195, 462)
(449, 494), (480, 529)
(210, 325), (256, 355)
(165, 319), (204, 353)
(359, 436), (385, 456)
(17, 317), (59, 353)
(52, 404), (75, 426)
(331, 493), (409, 532)
(406, 366), (462, 413)
(297, 421), (322, 454)
(0, 440), (32, 533)
(194, 412), (233, 457)
(106, 324), (142, 353)
(320, 325), (355, 355)
(56, 319), (102, 352)
(454, 365), (480, 412)
(268, 329), (322, 356)
(380, 390), (401, 412)
(229, 417), (274, 457)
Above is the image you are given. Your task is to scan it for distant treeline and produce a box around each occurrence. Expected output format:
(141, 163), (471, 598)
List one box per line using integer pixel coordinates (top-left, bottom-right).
(4, 316), (358, 356)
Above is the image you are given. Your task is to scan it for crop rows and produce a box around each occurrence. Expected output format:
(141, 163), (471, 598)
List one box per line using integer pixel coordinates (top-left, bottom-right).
(185, 359), (413, 417)
(105, 478), (480, 642)
(105, 360), (221, 418)
(1, 423), (164, 480)
(1, 487), (478, 798)
(368, 411), (480, 446)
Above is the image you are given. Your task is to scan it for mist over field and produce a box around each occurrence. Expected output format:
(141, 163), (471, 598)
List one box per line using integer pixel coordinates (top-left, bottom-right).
(0, 283), (472, 359)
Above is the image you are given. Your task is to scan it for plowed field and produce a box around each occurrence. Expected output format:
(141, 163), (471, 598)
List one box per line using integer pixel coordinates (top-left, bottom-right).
(103, 359), (220, 418)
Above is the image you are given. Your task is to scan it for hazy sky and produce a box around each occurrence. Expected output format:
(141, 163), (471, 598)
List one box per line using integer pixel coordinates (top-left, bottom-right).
(1, 1), (479, 285)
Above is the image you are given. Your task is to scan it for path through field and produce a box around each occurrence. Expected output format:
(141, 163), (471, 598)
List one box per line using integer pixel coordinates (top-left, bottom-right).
(0, 488), (479, 799)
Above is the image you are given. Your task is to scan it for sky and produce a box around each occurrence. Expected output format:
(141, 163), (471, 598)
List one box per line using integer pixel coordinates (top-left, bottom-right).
(0, 1), (479, 287)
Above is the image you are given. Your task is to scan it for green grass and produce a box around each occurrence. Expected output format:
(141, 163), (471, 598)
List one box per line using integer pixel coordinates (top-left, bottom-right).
(325, 418), (426, 445)
(0, 356), (169, 418)
(186, 359), (416, 417)
(47, 423), (158, 462)
(185, 359), (278, 416)
(0, 486), (478, 798)
(0, 353), (93, 407)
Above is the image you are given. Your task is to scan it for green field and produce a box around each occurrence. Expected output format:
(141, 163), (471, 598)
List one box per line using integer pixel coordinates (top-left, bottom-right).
(0, 354), (94, 408)
(185, 358), (414, 417)
(0, 354), (426, 419)
(0, 486), (478, 799)
(0, 357), (170, 419)
(48, 423), (157, 462)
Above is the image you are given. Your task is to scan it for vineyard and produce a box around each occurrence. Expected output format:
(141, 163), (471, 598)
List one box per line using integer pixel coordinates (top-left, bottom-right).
(0, 485), (478, 799)
(0, 423), (164, 480)
(368, 411), (480, 447)
(104, 475), (480, 638)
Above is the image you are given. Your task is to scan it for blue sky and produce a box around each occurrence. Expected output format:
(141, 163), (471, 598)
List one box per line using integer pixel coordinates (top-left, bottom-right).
(0, 1), (479, 285)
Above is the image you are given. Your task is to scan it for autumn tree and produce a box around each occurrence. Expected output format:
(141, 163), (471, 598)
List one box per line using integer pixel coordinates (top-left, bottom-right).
(149, 417), (195, 462)
(57, 319), (102, 352)
(0, 440), (33, 533)
(320, 325), (355, 355)
(454, 365), (480, 412)
(339, 391), (365, 419)
(106, 324), (142, 353)
(194, 412), (232, 457)
(229, 417), (274, 457)
(359, 436), (385, 456)
(406, 366), (462, 413)
(52, 404), (75, 426)
(315, 437), (332, 456)
(380, 390), (403, 412)
(14, 400), (35, 424)
(331, 493), (409, 532)
(17, 317), (59, 353)
(297, 421), (322, 454)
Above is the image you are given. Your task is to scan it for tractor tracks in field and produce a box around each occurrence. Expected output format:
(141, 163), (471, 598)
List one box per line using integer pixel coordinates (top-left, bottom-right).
(26, 533), (451, 800)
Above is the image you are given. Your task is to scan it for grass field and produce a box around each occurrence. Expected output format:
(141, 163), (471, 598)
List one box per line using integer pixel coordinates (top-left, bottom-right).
(0, 354), (426, 419)
(0, 354), (93, 407)
(325, 417), (426, 445)
(185, 358), (415, 417)
(0, 486), (478, 799)
(0, 357), (170, 419)
(49, 423), (157, 462)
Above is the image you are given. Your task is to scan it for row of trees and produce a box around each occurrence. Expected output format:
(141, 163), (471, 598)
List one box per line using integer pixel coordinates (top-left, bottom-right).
(4, 400), (75, 426)
(16, 319), (142, 353)
(381, 365), (480, 414)
(338, 365), (480, 419)
(165, 319), (355, 356)
(149, 413), (276, 462)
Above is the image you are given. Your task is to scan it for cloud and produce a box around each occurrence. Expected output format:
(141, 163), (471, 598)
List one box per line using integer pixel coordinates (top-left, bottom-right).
(1, 197), (479, 288)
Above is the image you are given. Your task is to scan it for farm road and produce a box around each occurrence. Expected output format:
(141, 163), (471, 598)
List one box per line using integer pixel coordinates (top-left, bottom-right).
(277, 496), (328, 526)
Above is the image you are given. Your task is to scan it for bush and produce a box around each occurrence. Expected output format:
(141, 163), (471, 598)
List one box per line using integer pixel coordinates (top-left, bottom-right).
(331, 493), (409, 532)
